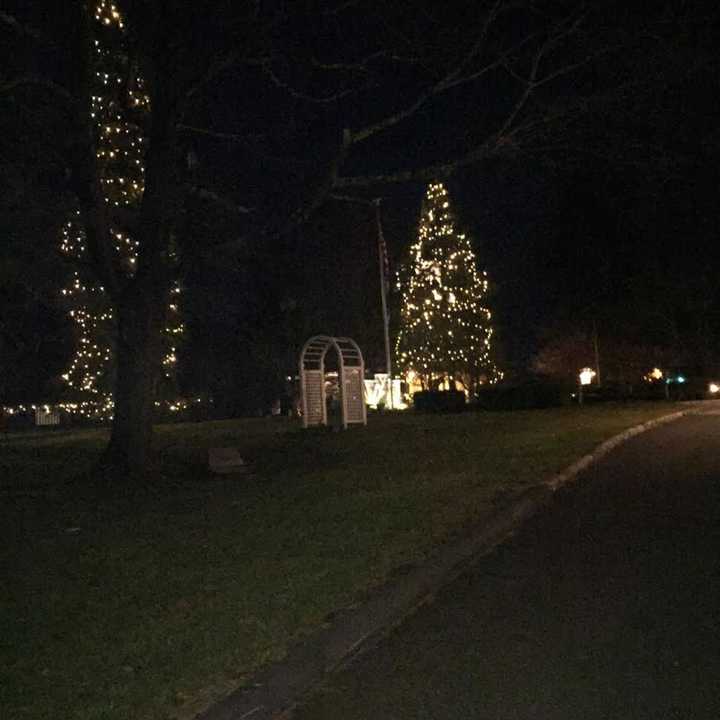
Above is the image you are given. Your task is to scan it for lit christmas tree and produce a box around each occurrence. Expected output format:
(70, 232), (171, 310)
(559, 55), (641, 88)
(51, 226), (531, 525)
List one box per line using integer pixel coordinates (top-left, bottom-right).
(59, 0), (183, 419)
(396, 181), (500, 393)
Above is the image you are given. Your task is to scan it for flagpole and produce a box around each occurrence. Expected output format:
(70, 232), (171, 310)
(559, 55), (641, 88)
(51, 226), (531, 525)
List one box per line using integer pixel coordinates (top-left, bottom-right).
(374, 199), (393, 408)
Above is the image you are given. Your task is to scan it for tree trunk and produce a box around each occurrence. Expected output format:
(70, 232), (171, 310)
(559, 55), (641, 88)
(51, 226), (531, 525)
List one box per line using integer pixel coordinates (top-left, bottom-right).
(100, 62), (180, 479)
(101, 285), (166, 478)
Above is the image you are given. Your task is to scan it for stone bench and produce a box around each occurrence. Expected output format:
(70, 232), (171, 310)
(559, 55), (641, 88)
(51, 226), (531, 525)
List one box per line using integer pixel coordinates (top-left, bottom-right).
(208, 447), (249, 475)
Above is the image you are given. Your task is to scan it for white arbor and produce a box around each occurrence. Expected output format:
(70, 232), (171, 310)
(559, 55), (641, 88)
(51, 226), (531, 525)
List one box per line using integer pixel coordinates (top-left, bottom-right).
(299, 335), (367, 429)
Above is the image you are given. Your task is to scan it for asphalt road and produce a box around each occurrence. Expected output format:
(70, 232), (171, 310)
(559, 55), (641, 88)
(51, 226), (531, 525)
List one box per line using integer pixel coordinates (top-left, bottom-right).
(293, 413), (720, 719)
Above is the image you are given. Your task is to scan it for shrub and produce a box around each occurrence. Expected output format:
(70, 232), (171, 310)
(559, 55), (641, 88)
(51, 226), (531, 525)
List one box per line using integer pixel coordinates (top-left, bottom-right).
(412, 390), (466, 413)
(473, 379), (572, 411)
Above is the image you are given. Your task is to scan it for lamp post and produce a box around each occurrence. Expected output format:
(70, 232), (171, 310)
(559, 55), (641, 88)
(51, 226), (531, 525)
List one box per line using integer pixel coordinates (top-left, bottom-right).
(578, 367), (596, 405)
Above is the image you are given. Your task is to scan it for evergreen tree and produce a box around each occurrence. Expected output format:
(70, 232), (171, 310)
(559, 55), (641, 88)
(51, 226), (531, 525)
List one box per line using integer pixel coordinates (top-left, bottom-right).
(59, 0), (183, 419)
(396, 181), (500, 392)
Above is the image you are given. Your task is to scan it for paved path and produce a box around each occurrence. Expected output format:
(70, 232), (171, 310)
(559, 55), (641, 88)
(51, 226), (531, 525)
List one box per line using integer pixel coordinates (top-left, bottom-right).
(293, 413), (720, 719)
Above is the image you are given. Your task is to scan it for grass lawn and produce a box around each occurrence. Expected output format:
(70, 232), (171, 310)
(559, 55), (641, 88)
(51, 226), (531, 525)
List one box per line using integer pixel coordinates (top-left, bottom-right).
(1, 404), (680, 719)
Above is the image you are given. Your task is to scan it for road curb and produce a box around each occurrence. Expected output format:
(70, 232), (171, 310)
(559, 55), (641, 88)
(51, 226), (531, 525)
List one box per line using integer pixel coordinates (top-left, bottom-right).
(544, 407), (696, 491)
(195, 406), (699, 720)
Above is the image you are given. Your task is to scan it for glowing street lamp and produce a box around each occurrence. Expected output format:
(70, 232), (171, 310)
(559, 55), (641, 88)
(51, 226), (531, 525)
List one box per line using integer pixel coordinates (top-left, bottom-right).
(579, 368), (596, 386)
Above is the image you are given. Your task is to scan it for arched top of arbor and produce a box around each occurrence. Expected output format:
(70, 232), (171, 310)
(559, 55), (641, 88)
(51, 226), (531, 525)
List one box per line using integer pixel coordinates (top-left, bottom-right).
(300, 335), (364, 370)
(299, 335), (366, 429)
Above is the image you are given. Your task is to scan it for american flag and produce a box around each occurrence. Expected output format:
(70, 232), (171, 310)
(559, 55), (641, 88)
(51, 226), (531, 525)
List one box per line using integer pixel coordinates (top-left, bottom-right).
(375, 200), (390, 299)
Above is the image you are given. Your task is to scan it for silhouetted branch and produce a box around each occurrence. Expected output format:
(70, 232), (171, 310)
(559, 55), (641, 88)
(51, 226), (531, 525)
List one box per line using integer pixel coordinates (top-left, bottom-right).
(189, 186), (255, 214)
(0, 10), (44, 41)
(0, 75), (77, 109)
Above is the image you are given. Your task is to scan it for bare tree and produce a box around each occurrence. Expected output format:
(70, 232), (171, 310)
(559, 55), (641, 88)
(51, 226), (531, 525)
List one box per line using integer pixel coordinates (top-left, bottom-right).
(1, 0), (594, 477)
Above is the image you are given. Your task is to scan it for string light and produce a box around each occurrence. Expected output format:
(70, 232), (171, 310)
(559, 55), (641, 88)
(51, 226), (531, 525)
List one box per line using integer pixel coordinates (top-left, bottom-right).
(2, 398), (206, 424)
(57, 1), (183, 419)
(396, 182), (502, 393)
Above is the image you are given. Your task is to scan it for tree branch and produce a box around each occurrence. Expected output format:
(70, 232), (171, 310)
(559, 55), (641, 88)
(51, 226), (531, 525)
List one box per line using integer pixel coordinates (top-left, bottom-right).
(311, 50), (386, 74)
(346, 1), (515, 145)
(334, 14), (590, 189)
(0, 10), (44, 41)
(177, 123), (265, 145)
(346, 5), (588, 151)
(329, 192), (376, 205)
(493, 11), (587, 140)
(262, 61), (358, 104)
(322, 0), (367, 16)
(0, 75), (77, 109)
(177, 122), (304, 166)
(334, 140), (498, 188)
(495, 45), (544, 139)
(438, 32), (539, 91)
(435, 0), (504, 92)
(188, 186), (255, 214)
(183, 50), (266, 109)
(213, 132), (351, 251)
(212, 7), (591, 245)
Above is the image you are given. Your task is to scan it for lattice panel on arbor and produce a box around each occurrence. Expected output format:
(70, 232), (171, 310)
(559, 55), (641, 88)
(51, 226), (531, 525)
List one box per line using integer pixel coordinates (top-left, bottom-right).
(342, 367), (365, 425)
(303, 370), (325, 426)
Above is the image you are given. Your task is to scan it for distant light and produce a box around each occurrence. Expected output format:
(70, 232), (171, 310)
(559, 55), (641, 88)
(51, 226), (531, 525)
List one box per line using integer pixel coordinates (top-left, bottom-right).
(579, 368), (596, 386)
(709, 383), (719, 394)
(677, 375), (686, 384)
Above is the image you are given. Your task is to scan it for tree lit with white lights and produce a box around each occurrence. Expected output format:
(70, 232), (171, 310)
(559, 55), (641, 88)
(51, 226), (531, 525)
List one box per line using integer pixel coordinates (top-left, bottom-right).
(59, 0), (182, 418)
(396, 182), (500, 392)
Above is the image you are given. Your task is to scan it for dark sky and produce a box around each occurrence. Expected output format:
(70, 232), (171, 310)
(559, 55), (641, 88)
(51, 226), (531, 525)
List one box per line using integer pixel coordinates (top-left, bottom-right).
(176, 2), (720, 388)
(2, 1), (720, 404)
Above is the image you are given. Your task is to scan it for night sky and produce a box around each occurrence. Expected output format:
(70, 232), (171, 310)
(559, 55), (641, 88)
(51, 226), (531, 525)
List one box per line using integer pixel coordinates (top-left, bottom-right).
(2, 1), (719, 408)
